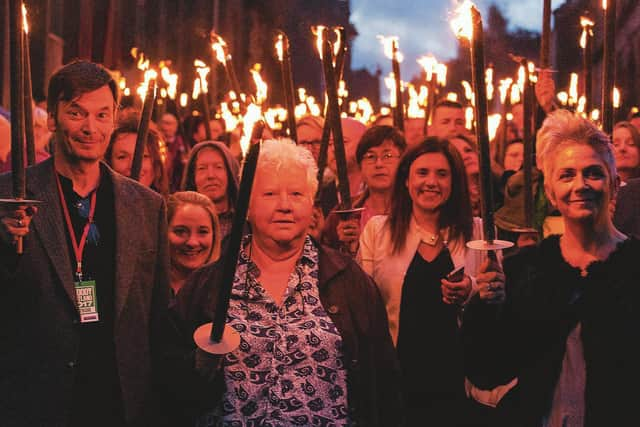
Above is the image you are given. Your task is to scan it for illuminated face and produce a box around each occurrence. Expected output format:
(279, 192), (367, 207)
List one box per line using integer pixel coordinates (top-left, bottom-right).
(328, 118), (366, 173)
(404, 118), (426, 147)
(168, 204), (214, 272)
(612, 127), (639, 174)
(48, 85), (116, 164)
(450, 137), (479, 175)
(249, 165), (313, 248)
(360, 140), (402, 192)
(545, 144), (612, 224)
(503, 142), (524, 172)
(194, 148), (229, 207)
(430, 106), (465, 139)
(159, 113), (178, 140)
(297, 123), (323, 162)
(109, 133), (154, 187)
(406, 152), (452, 214)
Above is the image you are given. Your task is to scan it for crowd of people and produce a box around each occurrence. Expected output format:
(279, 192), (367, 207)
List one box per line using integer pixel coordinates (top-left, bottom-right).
(0, 59), (639, 427)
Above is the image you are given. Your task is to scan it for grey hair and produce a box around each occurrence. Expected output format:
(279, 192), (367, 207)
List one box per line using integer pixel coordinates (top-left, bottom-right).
(536, 109), (616, 180)
(258, 138), (319, 198)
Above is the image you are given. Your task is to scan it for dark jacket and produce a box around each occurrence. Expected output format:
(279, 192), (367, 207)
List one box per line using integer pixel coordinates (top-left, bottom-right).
(0, 158), (170, 426)
(462, 235), (640, 427)
(614, 177), (640, 239)
(161, 242), (404, 426)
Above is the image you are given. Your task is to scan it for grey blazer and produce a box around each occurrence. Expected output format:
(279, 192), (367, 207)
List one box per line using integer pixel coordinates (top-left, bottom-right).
(0, 158), (170, 426)
(614, 177), (640, 239)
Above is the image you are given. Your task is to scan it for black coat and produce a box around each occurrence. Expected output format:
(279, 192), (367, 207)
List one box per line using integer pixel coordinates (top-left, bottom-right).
(160, 242), (404, 426)
(0, 159), (170, 426)
(614, 177), (640, 239)
(463, 235), (640, 427)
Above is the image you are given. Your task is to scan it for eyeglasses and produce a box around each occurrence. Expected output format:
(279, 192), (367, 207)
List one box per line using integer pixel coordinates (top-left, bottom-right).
(299, 139), (322, 148)
(361, 152), (400, 165)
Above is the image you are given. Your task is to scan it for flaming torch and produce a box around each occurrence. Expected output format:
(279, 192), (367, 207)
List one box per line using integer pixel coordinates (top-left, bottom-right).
(211, 32), (242, 99)
(418, 55), (438, 134)
(379, 36), (404, 130)
(195, 59), (213, 140)
(275, 31), (298, 142)
(580, 15), (594, 114)
(451, 0), (512, 250)
(602, 0), (617, 134)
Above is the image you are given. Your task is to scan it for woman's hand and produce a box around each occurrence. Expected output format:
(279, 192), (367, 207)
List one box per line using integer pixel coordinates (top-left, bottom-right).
(441, 274), (472, 306)
(336, 217), (360, 244)
(476, 258), (506, 304)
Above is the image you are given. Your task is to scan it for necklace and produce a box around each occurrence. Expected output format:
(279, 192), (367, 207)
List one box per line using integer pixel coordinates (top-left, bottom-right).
(420, 231), (440, 246)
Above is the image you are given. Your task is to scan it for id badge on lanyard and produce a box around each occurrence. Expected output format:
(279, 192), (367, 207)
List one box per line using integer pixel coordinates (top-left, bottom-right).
(57, 175), (100, 323)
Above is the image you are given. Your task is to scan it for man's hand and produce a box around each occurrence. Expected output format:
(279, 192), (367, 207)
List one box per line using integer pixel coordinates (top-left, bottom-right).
(336, 217), (360, 244)
(0, 205), (38, 245)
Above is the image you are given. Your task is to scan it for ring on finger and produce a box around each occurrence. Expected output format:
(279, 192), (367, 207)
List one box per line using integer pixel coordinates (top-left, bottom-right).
(17, 219), (24, 227)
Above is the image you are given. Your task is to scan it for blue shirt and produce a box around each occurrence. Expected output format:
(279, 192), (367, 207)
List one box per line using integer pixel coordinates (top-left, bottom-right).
(199, 236), (350, 427)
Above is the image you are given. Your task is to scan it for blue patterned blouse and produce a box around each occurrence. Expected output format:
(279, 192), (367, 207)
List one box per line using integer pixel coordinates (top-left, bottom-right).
(198, 236), (350, 427)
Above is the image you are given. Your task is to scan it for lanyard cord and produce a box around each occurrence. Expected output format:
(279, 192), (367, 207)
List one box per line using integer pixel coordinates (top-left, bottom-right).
(55, 175), (97, 281)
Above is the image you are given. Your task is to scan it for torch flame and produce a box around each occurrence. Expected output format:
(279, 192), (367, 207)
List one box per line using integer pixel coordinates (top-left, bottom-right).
(557, 91), (568, 106)
(161, 65), (178, 100)
(569, 73), (579, 105)
(613, 87), (620, 109)
(137, 68), (157, 102)
(124, 88), (131, 97)
(385, 73), (397, 107)
(510, 84), (521, 105)
(602, 0), (607, 10)
(333, 27), (343, 58)
(461, 80), (474, 102)
(517, 65), (525, 93)
(220, 102), (240, 131)
(486, 66), (494, 101)
(192, 79), (201, 100)
(488, 114), (502, 141)
(377, 35), (404, 62)
(356, 98), (374, 124)
(577, 95), (586, 114)
(240, 103), (262, 157)
(179, 93), (188, 107)
(407, 85), (426, 119)
(312, 26), (327, 59)
(446, 92), (459, 102)
(119, 77), (126, 91)
(194, 59), (210, 94)
(465, 106), (474, 130)
(250, 64), (268, 105)
(436, 63), (448, 87)
(275, 34), (284, 62)
(417, 55), (438, 82)
(210, 33), (228, 65)
(498, 78), (513, 104)
(21, 3), (28, 34)
(450, 0), (475, 41)
(591, 109), (600, 121)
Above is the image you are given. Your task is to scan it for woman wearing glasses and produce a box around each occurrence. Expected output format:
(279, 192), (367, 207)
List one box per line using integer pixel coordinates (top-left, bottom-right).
(321, 125), (406, 255)
(357, 137), (496, 426)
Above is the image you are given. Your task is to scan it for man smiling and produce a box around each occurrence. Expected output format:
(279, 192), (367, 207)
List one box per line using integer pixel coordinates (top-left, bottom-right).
(0, 60), (169, 426)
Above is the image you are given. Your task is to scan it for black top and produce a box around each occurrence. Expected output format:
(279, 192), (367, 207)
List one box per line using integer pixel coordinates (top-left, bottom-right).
(463, 235), (640, 426)
(397, 248), (464, 402)
(58, 167), (124, 426)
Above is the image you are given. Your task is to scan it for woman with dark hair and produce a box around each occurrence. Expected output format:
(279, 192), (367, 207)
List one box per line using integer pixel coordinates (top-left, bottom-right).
(358, 137), (496, 426)
(105, 111), (169, 196)
(322, 125), (406, 254)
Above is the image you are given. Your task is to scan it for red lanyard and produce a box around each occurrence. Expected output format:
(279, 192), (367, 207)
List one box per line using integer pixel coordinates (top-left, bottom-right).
(56, 175), (97, 281)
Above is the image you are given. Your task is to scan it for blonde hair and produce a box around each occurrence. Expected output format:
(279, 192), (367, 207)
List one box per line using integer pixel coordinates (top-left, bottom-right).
(167, 191), (222, 263)
(536, 109), (616, 181)
(258, 139), (319, 198)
